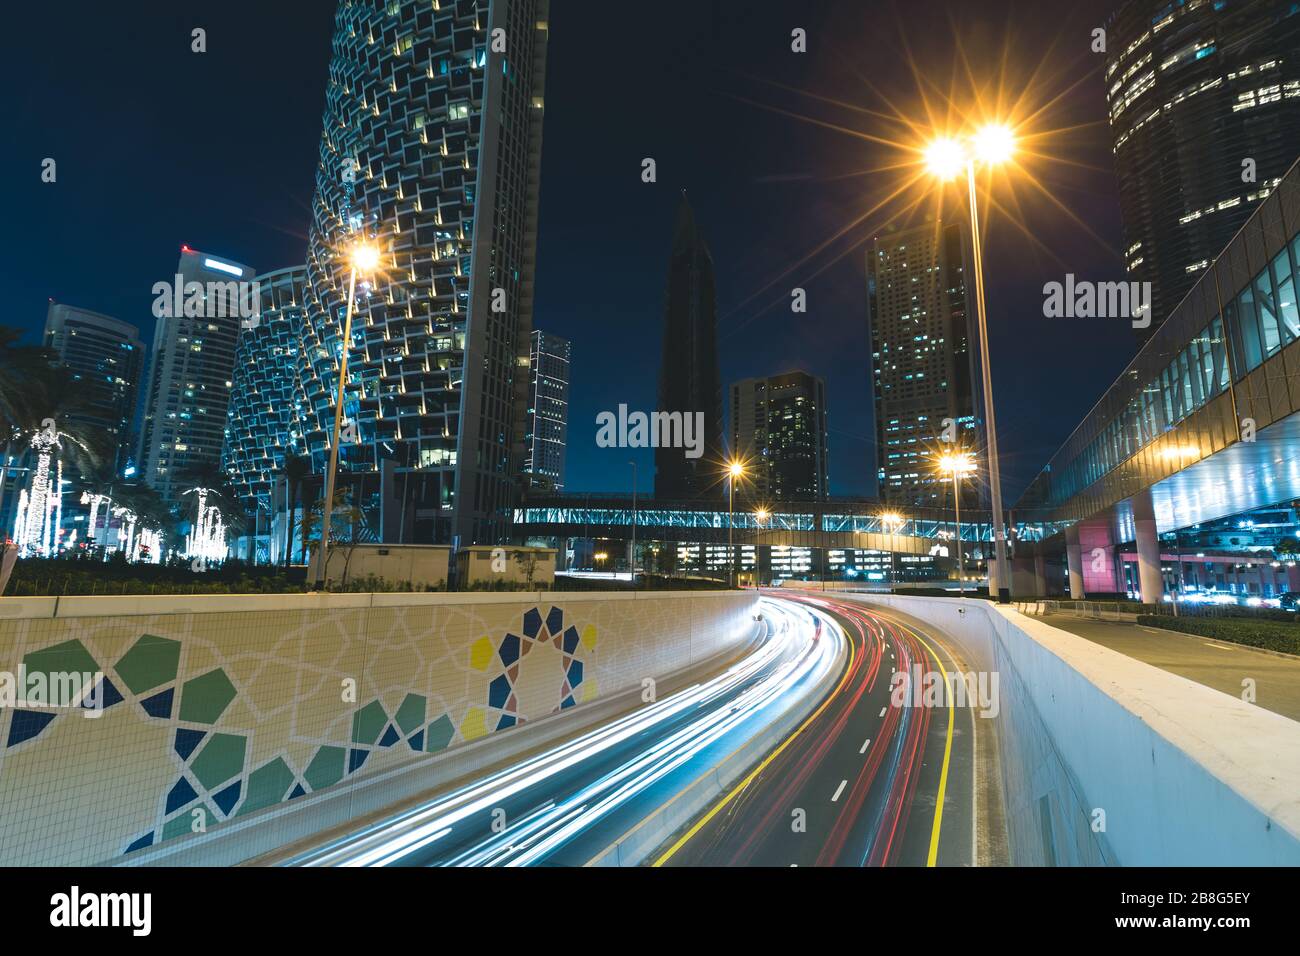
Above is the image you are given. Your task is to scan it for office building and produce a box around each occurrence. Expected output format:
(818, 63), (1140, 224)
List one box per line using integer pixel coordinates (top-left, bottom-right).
(298, 0), (551, 545)
(730, 371), (829, 499)
(867, 220), (982, 508)
(655, 194), (724, 499)
(522, 329), (569, 490)
(136, 246), (256, 504)
(42, 303), (144, 471)
(1105, 0), (1300, 344)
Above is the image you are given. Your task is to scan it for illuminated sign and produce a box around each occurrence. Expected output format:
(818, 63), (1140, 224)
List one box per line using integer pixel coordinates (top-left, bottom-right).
(203, 258), (243, 277)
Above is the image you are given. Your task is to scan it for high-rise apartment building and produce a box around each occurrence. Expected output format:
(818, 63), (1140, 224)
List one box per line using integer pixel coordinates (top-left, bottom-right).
(656, 194), (724, 499)
(730, 371), (829, 500)
(43, 303), (144, 471)
(867, 220), (982, 508)
(222, 267), (309, 513)
(1105, 0), (1300, 344)
(522, 329), (569, 490)
(298, 0), (550, 545)
(137, 246), (256, 504)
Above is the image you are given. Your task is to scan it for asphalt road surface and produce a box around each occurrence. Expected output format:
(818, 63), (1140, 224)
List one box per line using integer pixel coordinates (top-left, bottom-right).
(656, 592), (984, 867)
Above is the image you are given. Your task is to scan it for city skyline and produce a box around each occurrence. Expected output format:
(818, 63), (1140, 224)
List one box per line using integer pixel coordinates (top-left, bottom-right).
(4, 0), (1300, 898)
(6, 0), (1136, 504)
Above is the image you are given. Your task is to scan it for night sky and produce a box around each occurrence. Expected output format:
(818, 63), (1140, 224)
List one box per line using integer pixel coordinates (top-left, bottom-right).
(2, 0), (1133, 501)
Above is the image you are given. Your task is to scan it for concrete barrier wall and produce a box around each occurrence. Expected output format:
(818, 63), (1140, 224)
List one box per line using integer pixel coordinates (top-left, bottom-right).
(0, 590), (755, 866)
(845, 594), (1300, 865)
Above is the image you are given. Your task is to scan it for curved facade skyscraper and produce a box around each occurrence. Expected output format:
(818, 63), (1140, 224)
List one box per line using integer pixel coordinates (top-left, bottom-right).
(301, 0), (550, 545)
(1105, 0), (1300, 345)
(223, 266), (309, 513)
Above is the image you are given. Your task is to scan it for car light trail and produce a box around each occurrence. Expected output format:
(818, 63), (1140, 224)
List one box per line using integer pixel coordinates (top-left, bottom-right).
(290, 597), (843, 867)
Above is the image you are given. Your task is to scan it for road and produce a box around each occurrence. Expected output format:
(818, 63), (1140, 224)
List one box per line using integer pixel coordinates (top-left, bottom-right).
(655, 592), (983, 867)
(1041, 613), (1300, 723)
(283, 596), (842, 866)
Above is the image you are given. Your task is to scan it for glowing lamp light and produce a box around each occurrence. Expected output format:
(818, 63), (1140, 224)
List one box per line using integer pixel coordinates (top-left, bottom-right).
(924, 137), (966, 180)
(973, 124), (1016, 165)
(939, 452), (977, 476)
(728, 461), (745, 478)
(350, 243), (381, 272)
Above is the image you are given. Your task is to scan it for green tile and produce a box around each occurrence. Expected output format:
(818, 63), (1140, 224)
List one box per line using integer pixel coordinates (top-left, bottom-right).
(189, 733), (246, 791)
(351, 700), (387, 745)
(161, 806), (212, 843)
(237, 757), (296, 817)
(426, 714), (455, 753)
(304, 746), (346, 791)
(178, 668), (238, 724)
(394, 694), (427, 735)
(25, 639), (99, 680)
(114, 635), (181, 695)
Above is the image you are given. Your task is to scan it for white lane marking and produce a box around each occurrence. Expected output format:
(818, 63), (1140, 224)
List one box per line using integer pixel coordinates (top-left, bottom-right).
(1202, 642), (1231, 651)
(859, 738), (871, 754)
(831, 779), (848, 802)
(878, 706), (886, 718)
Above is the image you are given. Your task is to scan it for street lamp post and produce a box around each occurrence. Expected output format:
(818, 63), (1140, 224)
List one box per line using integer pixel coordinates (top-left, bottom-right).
(727, 461), (744, 588)
(939, 453), (976, 597)
(882, 511), (902, 592)
(926, 125), (1016, 603)
(629, 460), (637, 584)
(311, 241), (380, 590)
(755, 507), (769, 588)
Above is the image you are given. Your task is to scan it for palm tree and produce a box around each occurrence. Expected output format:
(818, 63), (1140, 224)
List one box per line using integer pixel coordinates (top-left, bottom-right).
(175, 461), (244, 564)
(6, 368), (110, 556)
(281, 453), (312, 568)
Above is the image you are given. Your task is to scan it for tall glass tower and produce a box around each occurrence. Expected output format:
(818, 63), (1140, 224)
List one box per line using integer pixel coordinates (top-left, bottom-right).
(1105, 0), (1300, 345)
(222, 267), (309, 514)
(867, 220), (983, 508)
(300, 0), (550, 546)
(137, 246), (256, 505)
(655, 194), (724, 500)
(43, 303), (144, 472)
(522, 329), (569, 491)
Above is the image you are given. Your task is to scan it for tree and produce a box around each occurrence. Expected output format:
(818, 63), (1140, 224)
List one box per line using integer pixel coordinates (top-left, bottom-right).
(304, 488), (367, 587)
(513, 549), (541, 589)
(281, 453), (312, 568)
(3, 362), (110, 556)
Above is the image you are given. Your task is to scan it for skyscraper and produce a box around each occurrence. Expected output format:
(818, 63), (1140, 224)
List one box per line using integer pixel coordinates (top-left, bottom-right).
(299, 0), (550, 546)
(522, 329), (569, 490)
(730, 371), (829, 500)
(222, 266), (309, 513)
(43, 303), (144, 471)
(656, 194), (723, 499)
(867, 220), (982, 508)
(137, 246), (256, 504)
(1105, 0), (1300, 344)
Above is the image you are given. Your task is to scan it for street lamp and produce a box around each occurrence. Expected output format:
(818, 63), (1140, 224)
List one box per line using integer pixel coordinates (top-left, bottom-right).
(938, 452), (976, 596)
(727, 460), (744, 587)
(881, 511), (903, 591)
(754, 507), (770, 588)
(925, 123), (1016, 603)
(311, 240), (381, 589)
(629, 460), (637, 584)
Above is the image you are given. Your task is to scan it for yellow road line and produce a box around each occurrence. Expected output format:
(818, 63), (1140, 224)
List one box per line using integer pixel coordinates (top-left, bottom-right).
(651, 620), (859, 867)
(879, 611), (956, 867)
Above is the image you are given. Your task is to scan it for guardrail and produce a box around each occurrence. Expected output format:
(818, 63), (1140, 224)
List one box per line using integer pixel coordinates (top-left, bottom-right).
(843, 593), (1300, 865)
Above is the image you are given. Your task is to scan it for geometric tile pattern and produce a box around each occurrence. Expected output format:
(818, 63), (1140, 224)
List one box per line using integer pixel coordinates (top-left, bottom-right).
(0, 594), (752, 865)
